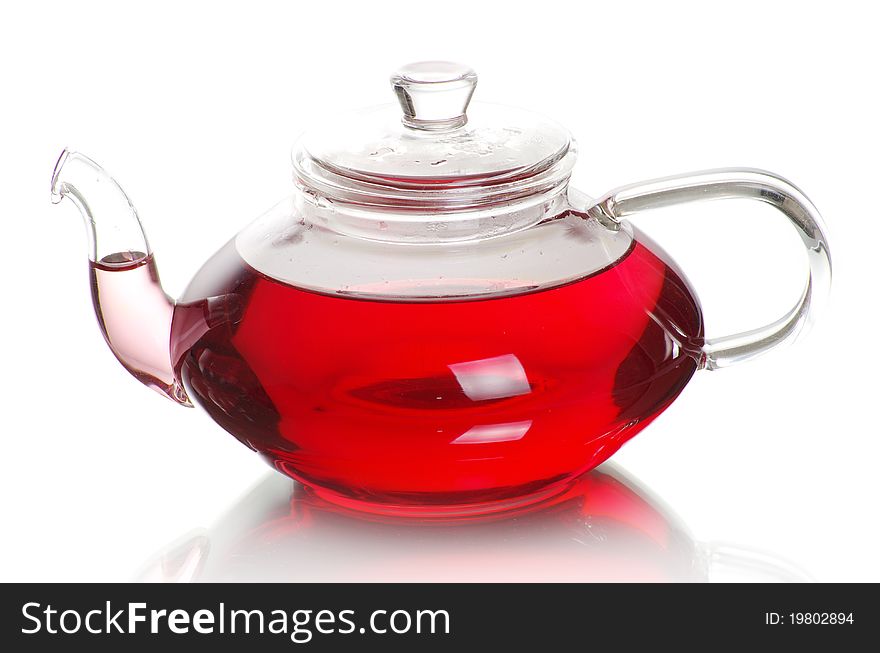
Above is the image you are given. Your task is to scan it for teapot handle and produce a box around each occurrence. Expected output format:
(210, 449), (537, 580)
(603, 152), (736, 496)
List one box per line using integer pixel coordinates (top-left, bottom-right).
(589, 168), (831, 370)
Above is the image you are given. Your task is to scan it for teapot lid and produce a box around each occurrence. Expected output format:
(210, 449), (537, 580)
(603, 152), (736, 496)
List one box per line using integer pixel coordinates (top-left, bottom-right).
(293, 61), (576, 210)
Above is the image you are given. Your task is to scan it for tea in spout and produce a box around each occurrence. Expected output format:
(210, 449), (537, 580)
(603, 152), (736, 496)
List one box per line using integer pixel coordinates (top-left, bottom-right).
(50, 149), (191, 406)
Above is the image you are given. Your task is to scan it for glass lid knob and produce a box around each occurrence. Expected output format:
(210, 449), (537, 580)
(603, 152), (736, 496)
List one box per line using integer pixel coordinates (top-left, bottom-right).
(390, 61), (478, 131)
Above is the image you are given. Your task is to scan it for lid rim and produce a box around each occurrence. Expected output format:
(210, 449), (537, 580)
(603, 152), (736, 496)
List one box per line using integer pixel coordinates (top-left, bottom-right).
(302, 141), (572, 190)
(293, 145), (578, 212)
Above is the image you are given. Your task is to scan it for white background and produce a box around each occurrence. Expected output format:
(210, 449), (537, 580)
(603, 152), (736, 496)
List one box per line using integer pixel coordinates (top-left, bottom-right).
(1, 0), (878, 582)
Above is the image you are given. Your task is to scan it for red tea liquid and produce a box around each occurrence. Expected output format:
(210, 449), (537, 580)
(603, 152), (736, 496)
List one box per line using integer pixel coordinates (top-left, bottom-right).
(170, 234), (703, 514)
(90, 252), (183, 402)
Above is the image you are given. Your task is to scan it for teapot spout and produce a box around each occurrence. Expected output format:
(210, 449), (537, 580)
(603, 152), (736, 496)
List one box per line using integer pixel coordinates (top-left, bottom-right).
(51, 149), (191, 406)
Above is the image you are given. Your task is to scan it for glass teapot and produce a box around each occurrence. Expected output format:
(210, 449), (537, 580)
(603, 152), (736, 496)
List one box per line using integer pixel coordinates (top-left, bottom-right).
(51, 61), (831, 517)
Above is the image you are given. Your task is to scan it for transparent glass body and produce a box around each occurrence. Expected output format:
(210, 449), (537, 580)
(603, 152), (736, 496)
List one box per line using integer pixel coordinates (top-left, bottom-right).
(51, 62), (831, 517)
(169, 196), (703, 514)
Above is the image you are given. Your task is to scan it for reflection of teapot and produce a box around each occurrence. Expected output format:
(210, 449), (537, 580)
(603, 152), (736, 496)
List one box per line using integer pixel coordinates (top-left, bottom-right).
(52, 61), (831, 517)
(139, 464), (810, 582)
